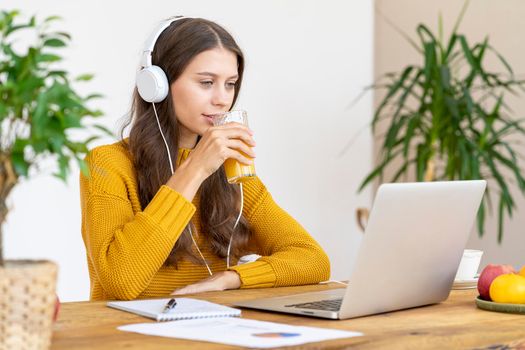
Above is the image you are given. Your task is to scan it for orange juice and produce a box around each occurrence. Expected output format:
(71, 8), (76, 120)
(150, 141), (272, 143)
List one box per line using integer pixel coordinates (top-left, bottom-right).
(224, 152), (256, 184)
(211, 110), (256, 183)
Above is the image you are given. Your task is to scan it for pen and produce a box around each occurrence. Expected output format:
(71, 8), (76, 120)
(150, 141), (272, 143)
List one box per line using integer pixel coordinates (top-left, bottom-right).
(162, 298), (177, 313)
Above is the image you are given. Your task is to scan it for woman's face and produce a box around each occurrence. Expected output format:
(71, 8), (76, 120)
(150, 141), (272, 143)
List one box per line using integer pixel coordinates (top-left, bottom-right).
(171, 47), (239, 148)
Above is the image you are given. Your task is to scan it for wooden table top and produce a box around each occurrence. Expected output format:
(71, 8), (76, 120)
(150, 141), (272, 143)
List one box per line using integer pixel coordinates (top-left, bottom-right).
(51, 283), (525, 349)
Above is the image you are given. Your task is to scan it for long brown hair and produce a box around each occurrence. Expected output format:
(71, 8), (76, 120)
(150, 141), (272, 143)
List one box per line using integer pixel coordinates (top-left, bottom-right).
(120, 17), (251, 267)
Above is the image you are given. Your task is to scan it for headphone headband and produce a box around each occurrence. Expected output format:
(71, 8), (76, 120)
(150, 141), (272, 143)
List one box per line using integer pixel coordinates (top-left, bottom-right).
(139, 16), (187, 68)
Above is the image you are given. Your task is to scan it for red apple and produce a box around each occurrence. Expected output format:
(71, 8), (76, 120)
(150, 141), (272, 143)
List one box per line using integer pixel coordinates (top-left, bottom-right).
(53, 295), (60, 322)
(477, 264), (516, 300)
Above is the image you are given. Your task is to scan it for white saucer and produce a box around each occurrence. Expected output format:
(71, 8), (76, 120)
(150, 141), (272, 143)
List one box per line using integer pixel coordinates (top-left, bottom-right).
(452, 275), (479, 290)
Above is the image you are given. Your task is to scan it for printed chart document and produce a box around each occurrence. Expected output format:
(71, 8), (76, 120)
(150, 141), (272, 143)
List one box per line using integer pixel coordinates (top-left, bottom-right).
(118, 317), (363, 348)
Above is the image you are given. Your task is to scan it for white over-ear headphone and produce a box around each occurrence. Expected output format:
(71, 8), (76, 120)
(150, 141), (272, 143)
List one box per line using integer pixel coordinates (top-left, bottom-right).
(136, 16), (187, 103)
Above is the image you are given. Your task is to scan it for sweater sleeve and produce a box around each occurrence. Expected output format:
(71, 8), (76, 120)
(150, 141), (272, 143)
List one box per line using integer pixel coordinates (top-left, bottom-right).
(80, 147), (195, 300)
(229, 177), (330, 288)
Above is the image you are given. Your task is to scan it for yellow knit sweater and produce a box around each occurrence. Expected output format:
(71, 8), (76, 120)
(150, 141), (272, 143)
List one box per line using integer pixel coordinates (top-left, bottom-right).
(80, 141), (330, 300)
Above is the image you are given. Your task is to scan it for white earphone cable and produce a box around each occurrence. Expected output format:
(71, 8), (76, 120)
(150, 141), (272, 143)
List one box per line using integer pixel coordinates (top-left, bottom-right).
(188, 223), (214, 276)
(227, 182), (243, 269)
(152, 103), (175, 175)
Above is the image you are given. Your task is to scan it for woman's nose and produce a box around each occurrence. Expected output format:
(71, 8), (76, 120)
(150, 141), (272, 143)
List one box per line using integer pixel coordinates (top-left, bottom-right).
(211, 85), (231, 106)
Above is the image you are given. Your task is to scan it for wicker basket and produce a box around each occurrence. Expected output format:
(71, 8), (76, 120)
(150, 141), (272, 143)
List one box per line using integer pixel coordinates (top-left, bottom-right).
(0, 260), (57, 350)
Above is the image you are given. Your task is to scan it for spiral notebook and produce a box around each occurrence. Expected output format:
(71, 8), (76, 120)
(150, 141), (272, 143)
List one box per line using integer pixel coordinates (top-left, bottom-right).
(107, 297), (241, 322)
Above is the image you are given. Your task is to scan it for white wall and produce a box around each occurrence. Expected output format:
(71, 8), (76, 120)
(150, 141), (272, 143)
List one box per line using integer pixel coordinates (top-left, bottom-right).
(2, 1), (374, 301)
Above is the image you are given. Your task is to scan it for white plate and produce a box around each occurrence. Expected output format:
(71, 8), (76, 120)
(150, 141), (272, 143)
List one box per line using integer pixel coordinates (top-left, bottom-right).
(452, 275), (479, 290)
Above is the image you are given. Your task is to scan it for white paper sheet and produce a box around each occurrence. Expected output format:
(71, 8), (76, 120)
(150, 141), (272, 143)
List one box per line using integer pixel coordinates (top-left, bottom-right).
(118, 317), (363, 348)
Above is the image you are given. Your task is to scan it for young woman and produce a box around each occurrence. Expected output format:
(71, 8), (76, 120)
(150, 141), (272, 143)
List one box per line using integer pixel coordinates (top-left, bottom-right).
(80, 16), (330, 301)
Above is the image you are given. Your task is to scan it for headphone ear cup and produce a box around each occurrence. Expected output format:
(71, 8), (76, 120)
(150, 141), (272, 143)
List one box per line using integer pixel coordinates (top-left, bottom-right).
(136, 65), (169, 103)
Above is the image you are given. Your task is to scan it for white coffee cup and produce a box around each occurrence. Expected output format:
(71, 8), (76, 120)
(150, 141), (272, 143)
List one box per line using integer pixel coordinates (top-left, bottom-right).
(455, 249), (483, 280)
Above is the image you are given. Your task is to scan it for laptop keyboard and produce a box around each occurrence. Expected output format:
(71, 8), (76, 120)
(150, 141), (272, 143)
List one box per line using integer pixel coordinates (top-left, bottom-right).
(285, 298), (343, 312)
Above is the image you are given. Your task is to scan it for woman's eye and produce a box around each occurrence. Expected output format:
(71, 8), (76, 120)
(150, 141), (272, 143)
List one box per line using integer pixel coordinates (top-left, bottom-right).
(200, 81), (236, 89)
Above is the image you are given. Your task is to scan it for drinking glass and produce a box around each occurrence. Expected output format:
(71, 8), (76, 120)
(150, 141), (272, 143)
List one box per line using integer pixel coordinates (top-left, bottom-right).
(212, 110), (256, 184)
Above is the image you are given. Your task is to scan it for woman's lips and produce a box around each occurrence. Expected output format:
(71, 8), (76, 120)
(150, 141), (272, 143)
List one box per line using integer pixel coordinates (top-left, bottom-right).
(202, 114), (215, 123)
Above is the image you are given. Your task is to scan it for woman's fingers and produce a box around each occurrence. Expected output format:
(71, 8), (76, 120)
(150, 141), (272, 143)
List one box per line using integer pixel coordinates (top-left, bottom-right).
(171, 285), (196, 295)
(170, 271), (241, 295)
(185, 122), (256, 180)
(171, 283), (201, 295)
(212, 123), (256, 146)
(171, 281), (215, 295)
(226, 139), (256, 159)
(224, 148), (253, 166)
(216, 121), (254, 135)
(205, 125), (256, 165)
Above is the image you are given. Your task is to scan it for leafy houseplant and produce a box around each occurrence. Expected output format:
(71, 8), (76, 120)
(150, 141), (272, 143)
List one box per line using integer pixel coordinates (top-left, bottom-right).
(359, 3), (525, 242)
(0, 10), (109, 348)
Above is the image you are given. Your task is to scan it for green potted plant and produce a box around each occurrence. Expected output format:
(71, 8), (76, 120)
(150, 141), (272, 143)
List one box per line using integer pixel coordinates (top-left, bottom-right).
(358, 2), (525, 242)
(0, 10), (109, 349)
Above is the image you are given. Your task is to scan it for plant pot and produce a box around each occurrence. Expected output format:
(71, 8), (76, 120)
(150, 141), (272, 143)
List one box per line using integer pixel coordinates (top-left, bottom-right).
(0, 260), (57, 350)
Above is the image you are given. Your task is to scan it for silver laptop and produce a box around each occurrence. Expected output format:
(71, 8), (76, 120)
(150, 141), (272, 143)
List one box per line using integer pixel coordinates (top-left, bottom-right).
(234, 180), (486, 319)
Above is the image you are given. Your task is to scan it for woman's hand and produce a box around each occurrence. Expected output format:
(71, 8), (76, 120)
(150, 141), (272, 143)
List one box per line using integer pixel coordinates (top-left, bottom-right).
(166, 122), (256, 201)
(187, 122), (256, 179)
(171, 271), (242, 295)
